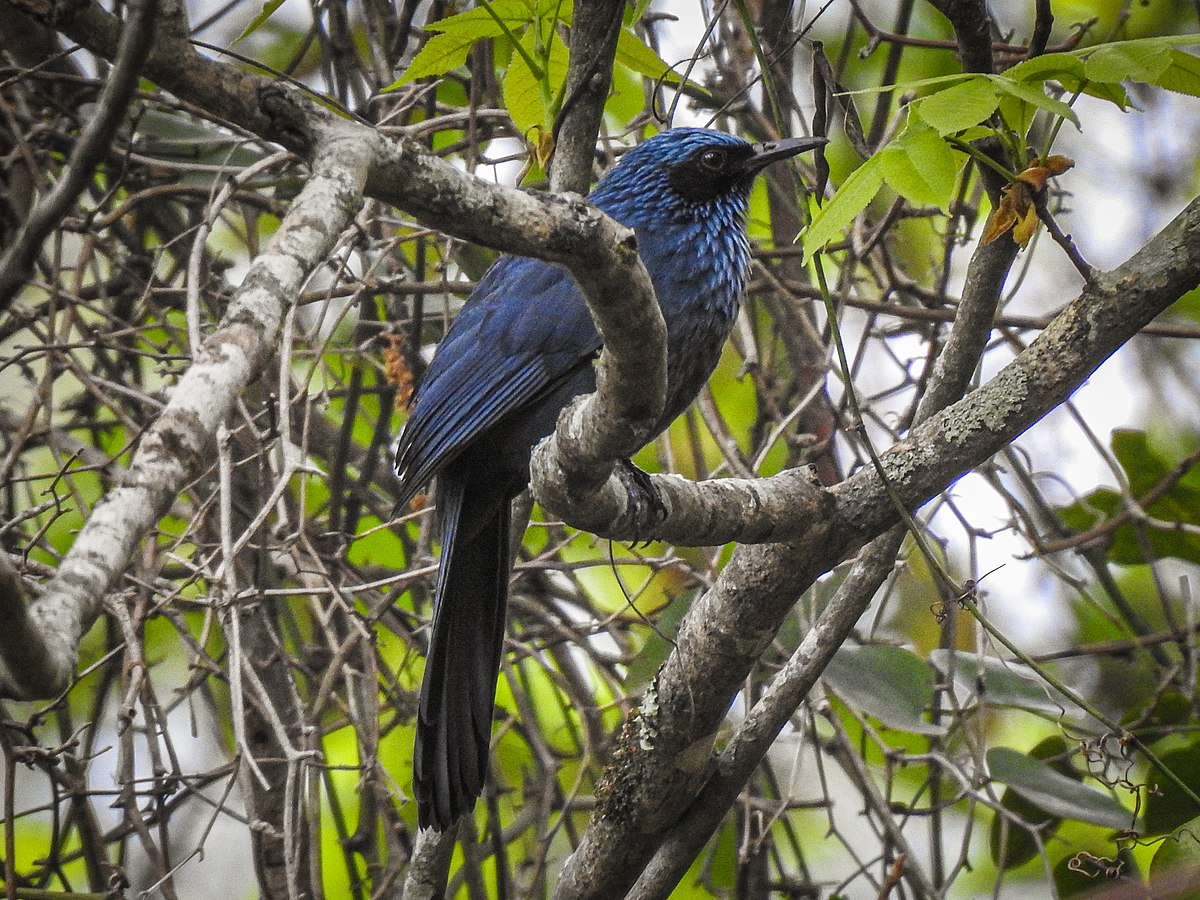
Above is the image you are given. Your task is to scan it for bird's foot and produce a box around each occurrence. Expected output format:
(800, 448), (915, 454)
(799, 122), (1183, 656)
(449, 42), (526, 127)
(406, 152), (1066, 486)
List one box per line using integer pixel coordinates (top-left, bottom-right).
(616, 459), (668, 545)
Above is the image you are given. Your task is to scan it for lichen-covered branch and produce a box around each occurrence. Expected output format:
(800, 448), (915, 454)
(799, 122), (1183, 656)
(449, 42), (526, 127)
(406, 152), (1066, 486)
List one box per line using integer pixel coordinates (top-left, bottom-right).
(552, 195), (1200, 899)
(0, 119), (377, 699)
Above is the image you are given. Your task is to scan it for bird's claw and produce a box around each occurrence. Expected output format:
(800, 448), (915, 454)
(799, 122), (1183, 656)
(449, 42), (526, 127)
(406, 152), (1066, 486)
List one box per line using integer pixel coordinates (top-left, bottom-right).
(616, 460), (668, 546)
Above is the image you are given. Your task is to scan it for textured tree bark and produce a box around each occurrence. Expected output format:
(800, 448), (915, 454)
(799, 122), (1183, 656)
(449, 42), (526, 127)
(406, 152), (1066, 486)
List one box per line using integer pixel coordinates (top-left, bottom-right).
(552, 0), (625, 195)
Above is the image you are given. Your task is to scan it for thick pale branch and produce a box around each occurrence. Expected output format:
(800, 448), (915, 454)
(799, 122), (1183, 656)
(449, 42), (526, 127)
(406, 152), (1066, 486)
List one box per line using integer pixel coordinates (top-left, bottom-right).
(627, 233), (1022, 899)
(626, 528), (909, 900)
(531, 465), (832, 545)
(553, 196), (1200, 898)
(0, 120), (377, 699)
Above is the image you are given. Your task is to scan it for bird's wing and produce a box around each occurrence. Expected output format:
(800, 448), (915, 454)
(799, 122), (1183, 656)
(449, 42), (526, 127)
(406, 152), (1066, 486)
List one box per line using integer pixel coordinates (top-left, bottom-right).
(393, 255), (599, 498)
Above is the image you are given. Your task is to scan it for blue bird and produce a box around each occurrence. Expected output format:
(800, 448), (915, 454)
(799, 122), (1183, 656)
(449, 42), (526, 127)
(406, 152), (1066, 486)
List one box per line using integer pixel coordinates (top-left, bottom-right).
(393, 127), (826, 831)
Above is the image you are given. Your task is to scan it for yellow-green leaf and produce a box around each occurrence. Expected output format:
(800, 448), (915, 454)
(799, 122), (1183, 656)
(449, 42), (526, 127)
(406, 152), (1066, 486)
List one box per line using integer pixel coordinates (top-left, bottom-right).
(388, 1), (532, 88)
(881, 120), (962, 209)
(503, 26), (568, 139)
(913, 76), (999, 136)
(1151, 816), (1200, 888)
(801, 155), (885, 262)
(1006, 52), (1087, 85)
(615, 28), (705, 95)
(233, 0), (288, 45)
(1159, 49), (1200, 98)
(990, 76), (1080, 128)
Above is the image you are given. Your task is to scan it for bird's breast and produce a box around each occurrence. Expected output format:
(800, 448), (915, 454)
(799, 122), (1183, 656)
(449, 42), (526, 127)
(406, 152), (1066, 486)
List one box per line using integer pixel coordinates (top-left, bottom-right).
(633, 220), (749, 429)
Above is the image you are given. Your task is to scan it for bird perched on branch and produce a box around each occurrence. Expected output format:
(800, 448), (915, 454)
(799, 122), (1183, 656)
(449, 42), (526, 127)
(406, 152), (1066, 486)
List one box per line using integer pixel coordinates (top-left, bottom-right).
(393, 127), (826, 831)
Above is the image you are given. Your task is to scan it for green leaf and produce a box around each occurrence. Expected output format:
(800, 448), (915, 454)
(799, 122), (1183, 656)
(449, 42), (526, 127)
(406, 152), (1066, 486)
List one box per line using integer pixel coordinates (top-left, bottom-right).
(1085, 40), (1174, 84)
(928, 650), (1107, 731)
(1144, 746), (1200, 836)
(1005, 51), (1131, 108)
(503, 25), (569, 140)
(1159, 49), (1200, 98)
(616, 28), (679, 85)
(880, 120), (962, 209)
(987, 747), (1131, 829)
(1081, 37), (1200, 97)
(612, 28), (707, 96)
(423, 0), (532, 34)
(1006, 52), (1088, 86)
(390, 31), (478, 85)
(1150, 815), (1200, 887)
(233, 0), (287, 45)
(989, 76), (1080, 128)
(913, 77), (999, 135)
(823, 645), (942, 735)
(990, 736), (1072, 870)
(834, 72), (974, 98)
(801, 155), (885, 262)
(1058, 430), (1200, 566)
(389, 1), (531, 87)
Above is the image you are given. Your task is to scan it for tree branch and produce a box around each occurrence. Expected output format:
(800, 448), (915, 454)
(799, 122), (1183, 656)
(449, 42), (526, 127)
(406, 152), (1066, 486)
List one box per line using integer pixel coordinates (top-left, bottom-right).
(551, 0), (624, 194)
(552, 195), (1200, 899)
(0, 119), (377, 699)
(0, 0), (156, 311)
(624, 191), (1022, 900)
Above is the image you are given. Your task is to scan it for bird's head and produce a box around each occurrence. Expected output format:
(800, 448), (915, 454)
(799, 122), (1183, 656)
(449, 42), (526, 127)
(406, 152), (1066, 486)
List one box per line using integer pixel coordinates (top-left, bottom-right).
(589, 127), (827, 223)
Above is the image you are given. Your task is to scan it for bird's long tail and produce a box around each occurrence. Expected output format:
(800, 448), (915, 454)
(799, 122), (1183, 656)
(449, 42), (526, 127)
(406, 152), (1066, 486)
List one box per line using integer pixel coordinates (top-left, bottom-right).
(413, 466), (510, 830)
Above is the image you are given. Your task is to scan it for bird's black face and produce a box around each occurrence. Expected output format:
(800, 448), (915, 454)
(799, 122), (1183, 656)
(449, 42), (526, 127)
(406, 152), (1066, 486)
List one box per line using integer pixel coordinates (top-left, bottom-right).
(665, 136), (827, 204)
(666, 143), (758, 203)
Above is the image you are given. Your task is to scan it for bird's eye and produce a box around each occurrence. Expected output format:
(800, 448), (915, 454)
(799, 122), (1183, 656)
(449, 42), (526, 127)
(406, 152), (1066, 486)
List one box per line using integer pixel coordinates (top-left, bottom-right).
(699, 149), (726, 171)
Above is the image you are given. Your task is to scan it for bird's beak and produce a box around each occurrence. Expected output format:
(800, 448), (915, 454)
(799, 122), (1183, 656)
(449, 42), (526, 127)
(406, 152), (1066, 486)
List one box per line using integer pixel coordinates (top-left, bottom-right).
(737, 136), (828, 173)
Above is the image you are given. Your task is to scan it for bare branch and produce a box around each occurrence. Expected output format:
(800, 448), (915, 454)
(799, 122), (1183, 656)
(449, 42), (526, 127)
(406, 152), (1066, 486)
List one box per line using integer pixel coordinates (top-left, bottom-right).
(0, 0), (156, 310)
(0, 119), (378, 699)
(551, 0), (624, 194)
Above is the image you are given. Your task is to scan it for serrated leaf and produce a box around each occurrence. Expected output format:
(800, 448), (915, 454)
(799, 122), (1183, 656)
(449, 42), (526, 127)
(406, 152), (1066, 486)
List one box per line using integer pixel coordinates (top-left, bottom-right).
(1006, 52), (1088, 85)
(801, 155), (885, 261)
(880, 121), (961, 209)
(389, 1), (530, 87)
(987, 747), (1131, 829)
(616, 28), (689, 88)
(391, 30), (487, 86)
(1066, 36), (1200, 102)
(823, 645), (943, 735)
(423, 0), (531, 34)
(234, 0), (287, 45)
(1159, 49), (1200, 98)
(1085, 41), (1173, 84)
(1081, 80), (1132, 108)
(1007, 51), (1130, 108)
(503, 26), (568, 139)
(990, 76), (1080, 128)
(914, 77), (999, 135)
